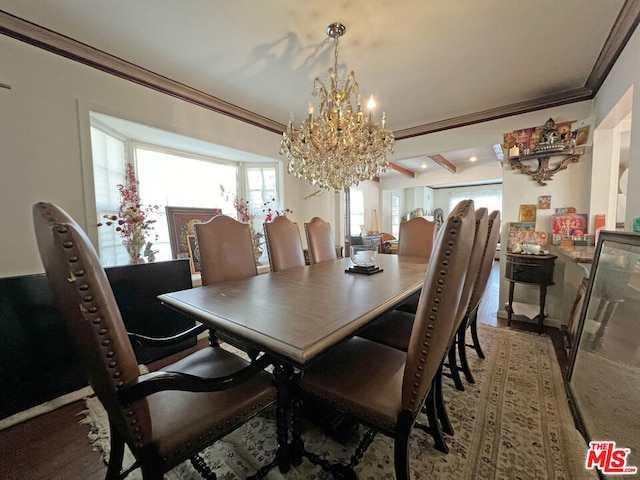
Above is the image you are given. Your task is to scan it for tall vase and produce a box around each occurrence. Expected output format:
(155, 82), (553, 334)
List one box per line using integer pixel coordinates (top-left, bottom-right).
(253, 237), (263, 265)
(249, 225), (263, 265)
(123, 238), (145, 264)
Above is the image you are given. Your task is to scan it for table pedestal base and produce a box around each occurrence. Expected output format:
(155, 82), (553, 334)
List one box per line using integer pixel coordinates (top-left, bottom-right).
(247, 363), (373, 480)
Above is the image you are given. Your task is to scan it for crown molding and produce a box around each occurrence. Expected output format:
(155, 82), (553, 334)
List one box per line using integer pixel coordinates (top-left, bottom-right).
(2, 4), (638, 141)
(584, 0), (640, 92)
(394, 88), (594, 140)
(0, 10), (285, 134)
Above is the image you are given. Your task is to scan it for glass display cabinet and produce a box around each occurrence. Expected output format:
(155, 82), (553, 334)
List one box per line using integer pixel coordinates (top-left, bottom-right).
(566, 231), (640, 477)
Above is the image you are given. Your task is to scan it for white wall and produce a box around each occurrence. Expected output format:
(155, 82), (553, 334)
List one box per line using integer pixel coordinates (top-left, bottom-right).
(3, 21), (639, 299)
(0, 35), (314, 277)
(380, 102), (595, 326)
(593, 25), (640, 230)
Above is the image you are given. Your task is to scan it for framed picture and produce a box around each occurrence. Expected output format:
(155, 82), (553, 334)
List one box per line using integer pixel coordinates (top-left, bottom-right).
(166, 206), (222, 260)
(555, 207), (576, 215)
(537, 195), (551, 210)
(574, 126), (591, 146)
(519, 204), (537, 223)
(185, 235), (201, 274)
(552, 213), (588, 236)
(506, 222), (548, 252)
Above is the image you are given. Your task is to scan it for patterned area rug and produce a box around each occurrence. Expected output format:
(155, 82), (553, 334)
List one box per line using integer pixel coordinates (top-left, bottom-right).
(80, 324), (596, 479)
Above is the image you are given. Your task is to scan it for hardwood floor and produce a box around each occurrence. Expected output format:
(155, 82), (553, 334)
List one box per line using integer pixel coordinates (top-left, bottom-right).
(0, 262), (566, 480)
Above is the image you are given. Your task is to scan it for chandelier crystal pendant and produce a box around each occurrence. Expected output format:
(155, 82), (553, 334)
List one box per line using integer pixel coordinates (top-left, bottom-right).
(280, 22), (395, 191)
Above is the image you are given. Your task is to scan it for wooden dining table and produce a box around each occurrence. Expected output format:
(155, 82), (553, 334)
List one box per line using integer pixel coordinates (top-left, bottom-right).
(158, 254), (429, 477)
(159, 254), (428, 366)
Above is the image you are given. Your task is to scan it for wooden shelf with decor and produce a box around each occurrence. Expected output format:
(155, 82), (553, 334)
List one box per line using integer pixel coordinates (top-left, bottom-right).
(508, 147), (585, 186)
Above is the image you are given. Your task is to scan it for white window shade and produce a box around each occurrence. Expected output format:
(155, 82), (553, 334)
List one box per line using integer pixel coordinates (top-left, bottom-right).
(448, 185), (502, 216)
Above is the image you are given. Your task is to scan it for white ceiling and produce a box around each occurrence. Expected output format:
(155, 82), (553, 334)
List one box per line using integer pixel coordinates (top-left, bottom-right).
(1, 0), (636, 177)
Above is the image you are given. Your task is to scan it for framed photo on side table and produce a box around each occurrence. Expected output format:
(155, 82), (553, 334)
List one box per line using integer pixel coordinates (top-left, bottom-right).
(166, 206), (222, 261)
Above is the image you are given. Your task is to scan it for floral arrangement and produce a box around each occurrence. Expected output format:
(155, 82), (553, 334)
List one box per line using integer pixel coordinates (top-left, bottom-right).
(219, 185), (291, 224)
(219, 184), (292, 264)
(263, 199), (292, 222)
(98, 163), (160, 261)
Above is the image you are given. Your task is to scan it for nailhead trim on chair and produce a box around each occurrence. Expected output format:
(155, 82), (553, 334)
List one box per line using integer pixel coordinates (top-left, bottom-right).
(39, 203), (149, 449)
(406, 199), (471, 411)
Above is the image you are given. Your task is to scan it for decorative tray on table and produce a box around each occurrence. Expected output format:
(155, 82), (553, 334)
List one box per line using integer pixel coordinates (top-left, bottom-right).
(345, 265), (384, 275)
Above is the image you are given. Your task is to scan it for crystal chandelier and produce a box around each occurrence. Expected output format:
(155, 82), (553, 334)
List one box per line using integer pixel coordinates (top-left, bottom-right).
(280, 22), (395, 191)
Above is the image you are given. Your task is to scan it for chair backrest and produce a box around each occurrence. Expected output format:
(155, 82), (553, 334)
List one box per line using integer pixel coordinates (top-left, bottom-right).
(304, 217), (337, 264)
(467, 210), (502, 315)
(32, 202), (150, 448)
(264, 215), (306, 272)
(195, 215), (258, 286)
(397, 217), (437, 258)
(402, 199), (475, 413)
(447, 207), (489, 342)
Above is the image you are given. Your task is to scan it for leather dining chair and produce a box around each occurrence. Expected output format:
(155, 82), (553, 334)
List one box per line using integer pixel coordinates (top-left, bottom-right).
(357, 202), (487, 453)
(395, 216), (438, 312)
(195, 215), (262, 355)
(263, 215), (306, 272)
(298, 199), (475, 479)
(363, 208), (487, 376)
(442, 208), (488, 388)
(32, 202), (276, 480)
(195, 214), (258, 285)
(457, 210), (501, 367)
(397, 216), (437, 258)
(304, 216), (337, 264)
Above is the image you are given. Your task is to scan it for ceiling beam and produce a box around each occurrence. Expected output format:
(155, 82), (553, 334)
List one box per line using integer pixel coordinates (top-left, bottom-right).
(428, 155), (458, 174)
(387, 162), (416, 178)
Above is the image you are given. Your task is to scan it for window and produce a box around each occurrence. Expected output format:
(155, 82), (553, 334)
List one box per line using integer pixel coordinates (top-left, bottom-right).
(92, 126), (129, 266)
(245, 164), (279, 217)
(135, 147), (238, 264)
(350, 188), (364, 236)
(448, 185), (502, 217)
(91, 120), (281, 266)
(391, 194), (400, 237)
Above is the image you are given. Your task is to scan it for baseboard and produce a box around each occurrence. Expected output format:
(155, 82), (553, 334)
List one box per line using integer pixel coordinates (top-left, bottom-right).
(0, 364), (149, 431)
(0, 385), (94, 431)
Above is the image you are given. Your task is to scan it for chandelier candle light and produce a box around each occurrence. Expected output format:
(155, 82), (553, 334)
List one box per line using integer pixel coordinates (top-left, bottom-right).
(280, 22), (395, 191)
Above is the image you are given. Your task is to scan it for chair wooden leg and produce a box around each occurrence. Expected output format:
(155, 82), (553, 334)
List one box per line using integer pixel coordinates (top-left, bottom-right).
(416, 386), (449, 454)
(457, 321), (475, 384)
(394, 411), (414, 480)
(434, 366), (454, 436)
(469, 311), (485, 359)
(446, 346), (464, 391)
(106, 423), (125, 480)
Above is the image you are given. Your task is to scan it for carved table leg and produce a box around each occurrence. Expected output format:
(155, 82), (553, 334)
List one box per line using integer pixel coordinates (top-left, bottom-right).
(290, 386), (304, 467)
(248, 363), (294, 479)
(274, 363), (294, 473)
